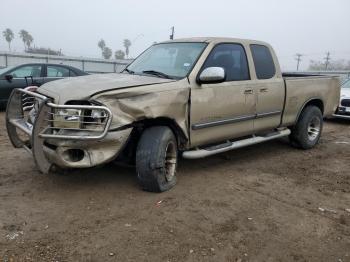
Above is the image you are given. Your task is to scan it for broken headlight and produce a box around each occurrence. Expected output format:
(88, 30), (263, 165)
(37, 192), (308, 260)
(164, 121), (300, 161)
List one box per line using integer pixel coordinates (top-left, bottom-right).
(52, 103), (108, 131)
(53, 109), (82, 129)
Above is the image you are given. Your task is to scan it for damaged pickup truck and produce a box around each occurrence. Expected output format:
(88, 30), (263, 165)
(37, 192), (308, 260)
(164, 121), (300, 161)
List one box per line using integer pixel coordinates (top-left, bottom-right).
(6, 37), (340, 192)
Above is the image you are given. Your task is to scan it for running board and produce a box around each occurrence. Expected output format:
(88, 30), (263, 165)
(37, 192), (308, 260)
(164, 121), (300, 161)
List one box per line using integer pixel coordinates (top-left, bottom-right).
(182, 129), (291, 159)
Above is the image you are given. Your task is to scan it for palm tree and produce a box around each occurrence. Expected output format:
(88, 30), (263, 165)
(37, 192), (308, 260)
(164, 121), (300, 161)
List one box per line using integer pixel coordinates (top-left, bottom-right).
(123, 39), (132, 58)
(3, 28), (14, 51)
(114, 50), (125, 59)
(98, 39), (106, 51)
(25, 33), (34, 50)
(19, 30), (29, 50)
(98, 39), (108, 58)
(102, 47), (112, 59)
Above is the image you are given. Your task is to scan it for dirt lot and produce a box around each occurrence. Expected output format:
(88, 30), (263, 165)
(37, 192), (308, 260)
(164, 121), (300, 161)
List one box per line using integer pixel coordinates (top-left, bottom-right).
(0, 112), (349, 262)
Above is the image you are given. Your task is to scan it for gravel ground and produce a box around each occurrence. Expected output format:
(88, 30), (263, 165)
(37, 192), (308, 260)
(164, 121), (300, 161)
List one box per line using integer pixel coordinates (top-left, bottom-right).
(0, 112), (349, 262)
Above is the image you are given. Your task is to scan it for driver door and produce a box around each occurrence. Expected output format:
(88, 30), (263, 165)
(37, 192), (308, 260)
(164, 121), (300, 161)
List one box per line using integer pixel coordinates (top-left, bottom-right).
(190, 43), (256, 146)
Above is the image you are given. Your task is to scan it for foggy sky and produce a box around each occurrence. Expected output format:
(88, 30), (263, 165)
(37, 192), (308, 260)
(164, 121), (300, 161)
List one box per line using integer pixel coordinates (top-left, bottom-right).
(0, 0), (349, 70)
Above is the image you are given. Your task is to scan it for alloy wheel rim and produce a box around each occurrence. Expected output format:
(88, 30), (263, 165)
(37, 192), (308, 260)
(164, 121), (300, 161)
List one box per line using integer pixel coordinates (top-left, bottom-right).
(307, 116), (321, 141)
(164, 141), (177, 182)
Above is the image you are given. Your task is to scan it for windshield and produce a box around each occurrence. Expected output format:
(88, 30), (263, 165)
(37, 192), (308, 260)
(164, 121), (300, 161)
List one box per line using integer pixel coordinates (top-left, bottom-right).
(342, 78), (350, 89)
(126, 42), (207, 79)
(0, 66), (13, 75)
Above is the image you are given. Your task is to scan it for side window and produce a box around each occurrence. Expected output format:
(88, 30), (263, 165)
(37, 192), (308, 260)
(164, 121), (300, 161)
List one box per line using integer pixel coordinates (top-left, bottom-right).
(250, 45), (276, 79)
(202, 43), (250, 81)
(9, 65), (42, 78)
(47, 65), (70, 77)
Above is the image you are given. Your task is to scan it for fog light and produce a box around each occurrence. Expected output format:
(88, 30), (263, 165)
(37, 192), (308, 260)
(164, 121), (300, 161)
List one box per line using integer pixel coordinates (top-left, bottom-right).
(62, 149), (85, 162)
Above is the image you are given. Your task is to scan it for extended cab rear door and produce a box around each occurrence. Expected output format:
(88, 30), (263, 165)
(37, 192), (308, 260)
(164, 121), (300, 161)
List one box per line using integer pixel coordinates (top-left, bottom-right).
(249, 44), (285, 132)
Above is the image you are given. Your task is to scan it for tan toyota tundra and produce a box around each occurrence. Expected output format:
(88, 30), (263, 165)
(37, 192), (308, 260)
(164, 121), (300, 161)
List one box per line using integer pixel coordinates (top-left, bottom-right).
(6, 37), (340, 192)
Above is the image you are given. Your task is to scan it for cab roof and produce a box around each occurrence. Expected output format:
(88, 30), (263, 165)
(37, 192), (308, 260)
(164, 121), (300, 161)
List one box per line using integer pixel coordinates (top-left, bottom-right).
(161, 37), (270, 46)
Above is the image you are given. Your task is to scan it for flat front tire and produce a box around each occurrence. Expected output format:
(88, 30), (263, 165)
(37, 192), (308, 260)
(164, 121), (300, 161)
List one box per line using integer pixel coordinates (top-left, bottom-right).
(290, 105), (323, 149)
(136, 126), (178, 192)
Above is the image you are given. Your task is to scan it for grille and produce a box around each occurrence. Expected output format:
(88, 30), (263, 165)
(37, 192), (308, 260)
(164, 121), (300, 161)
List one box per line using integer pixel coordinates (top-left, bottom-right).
(21, 93), (36, 111)
(341, 99), (350, 107)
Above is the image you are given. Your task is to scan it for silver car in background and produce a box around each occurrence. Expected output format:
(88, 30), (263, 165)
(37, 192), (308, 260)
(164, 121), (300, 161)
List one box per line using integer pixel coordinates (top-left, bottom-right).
(333, 78), (350, 119)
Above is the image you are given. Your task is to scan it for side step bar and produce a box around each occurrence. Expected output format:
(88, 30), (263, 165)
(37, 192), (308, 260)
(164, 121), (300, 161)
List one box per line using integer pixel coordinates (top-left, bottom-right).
(182, 129), (291, 159)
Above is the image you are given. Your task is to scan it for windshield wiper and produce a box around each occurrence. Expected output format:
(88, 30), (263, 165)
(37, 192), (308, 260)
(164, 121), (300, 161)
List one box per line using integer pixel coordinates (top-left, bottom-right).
(142, 70), (173, 79)
(124, 68), (135, 74)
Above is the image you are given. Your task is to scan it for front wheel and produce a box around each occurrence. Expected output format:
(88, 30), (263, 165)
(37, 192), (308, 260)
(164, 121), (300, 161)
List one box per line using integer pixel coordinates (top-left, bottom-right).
(136, 126), (178, 192)
(290, 105), (323, 149)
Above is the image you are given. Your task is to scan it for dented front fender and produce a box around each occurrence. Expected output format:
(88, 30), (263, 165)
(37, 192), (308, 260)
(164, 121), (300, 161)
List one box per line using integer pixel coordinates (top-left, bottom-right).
(92, 79), (190, 140)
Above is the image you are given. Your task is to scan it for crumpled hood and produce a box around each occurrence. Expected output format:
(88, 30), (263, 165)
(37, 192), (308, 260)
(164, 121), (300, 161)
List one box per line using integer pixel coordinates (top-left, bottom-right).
(341, 88), (350, 99)
(38, 73), (175, 104)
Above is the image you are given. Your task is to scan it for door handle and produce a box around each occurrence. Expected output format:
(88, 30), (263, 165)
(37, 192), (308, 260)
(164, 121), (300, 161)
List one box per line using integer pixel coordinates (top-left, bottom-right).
(244, 89), (254, 94)
(260, 88), (268, 92)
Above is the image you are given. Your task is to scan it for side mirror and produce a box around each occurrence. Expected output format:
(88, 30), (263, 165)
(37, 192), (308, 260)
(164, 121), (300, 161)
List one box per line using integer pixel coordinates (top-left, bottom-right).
(198, 67), (225, 84)
(5, 74), (13, 82)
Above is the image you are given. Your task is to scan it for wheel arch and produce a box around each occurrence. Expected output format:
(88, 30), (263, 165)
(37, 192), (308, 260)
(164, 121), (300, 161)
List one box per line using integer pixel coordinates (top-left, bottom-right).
(116, 117), (189, 164)
(295, 98), (324, 124)
(134, 117), (188, 149)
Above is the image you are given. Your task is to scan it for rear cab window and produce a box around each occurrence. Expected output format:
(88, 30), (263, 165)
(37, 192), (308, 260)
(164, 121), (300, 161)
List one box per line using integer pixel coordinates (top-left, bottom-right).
(250, 44), (276, 79)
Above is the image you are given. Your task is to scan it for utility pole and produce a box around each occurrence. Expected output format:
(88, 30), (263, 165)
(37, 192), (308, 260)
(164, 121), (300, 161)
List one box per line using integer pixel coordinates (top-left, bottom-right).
(324, 51), (331, 70)
(170, 26), (174, 40)
(295, 53), (303, 71)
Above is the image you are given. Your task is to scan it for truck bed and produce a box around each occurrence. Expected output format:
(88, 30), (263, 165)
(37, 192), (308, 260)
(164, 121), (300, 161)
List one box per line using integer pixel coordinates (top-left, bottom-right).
(281, 74), (340, 126)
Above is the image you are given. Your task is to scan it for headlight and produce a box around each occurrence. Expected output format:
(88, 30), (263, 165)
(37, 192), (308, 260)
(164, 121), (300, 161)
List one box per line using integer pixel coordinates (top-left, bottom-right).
(52, 108), (108, 131)
(90, 109), (106, 122)
(82, 109), (107, 131)
(53, 109), (82, 129)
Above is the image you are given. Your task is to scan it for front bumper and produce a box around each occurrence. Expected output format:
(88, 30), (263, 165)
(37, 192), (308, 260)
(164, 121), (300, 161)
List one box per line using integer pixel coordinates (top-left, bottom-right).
(6, 88), (132, 173)
(333, 106), (350, 120)
(333, 113), (350, 120)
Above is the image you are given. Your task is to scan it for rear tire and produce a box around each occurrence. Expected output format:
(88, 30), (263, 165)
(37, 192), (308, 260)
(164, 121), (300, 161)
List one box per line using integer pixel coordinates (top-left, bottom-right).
(290, 105), (323, 149)
(136, 126), (178, 192)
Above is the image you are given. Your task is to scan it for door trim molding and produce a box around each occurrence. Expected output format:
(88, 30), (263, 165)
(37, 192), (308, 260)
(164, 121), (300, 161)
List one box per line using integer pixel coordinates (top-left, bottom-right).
(256, 110), (281, 118)
(192, 114), (256, 130)
(192, 110), (282, 130)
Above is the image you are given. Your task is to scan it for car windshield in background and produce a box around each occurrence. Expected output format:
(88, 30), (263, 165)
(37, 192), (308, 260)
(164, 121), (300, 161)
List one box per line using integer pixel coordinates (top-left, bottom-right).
(341, 78), (350, 88)
(0, 66), (14, 75)
(126, 42), (207, 79)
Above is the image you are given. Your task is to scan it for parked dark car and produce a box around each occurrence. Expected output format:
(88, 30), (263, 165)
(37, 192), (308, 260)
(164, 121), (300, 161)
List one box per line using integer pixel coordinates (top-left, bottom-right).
(0, 63), (87, 108)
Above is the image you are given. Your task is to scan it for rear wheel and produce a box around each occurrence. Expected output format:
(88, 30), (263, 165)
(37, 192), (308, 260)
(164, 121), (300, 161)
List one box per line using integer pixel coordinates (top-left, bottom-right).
(136, 126), (178, 192)
(290, 105), (323, 149)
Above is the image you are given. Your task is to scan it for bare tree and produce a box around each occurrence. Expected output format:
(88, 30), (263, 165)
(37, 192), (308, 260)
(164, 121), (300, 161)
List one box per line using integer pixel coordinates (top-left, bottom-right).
(102, 47), (112, 59)
(3, 28), (15, 51)
(309, 59), (350, 70)
(115, 50), (125, 59)
(123, 39), (132, 58)
(98, 39), (111, 58)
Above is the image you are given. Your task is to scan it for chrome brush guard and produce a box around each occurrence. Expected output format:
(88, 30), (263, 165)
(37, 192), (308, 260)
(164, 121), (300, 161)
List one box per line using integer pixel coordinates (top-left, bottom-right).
(6, 88), (113, 173)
